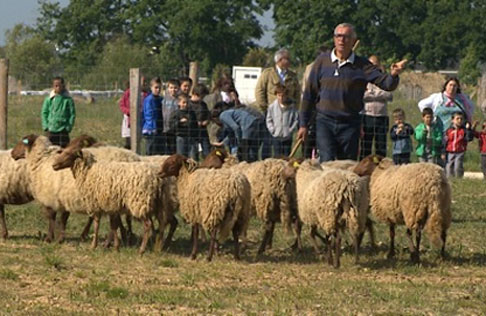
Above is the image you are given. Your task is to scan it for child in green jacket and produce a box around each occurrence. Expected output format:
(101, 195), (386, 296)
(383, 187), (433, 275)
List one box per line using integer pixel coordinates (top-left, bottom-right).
(414, 107), (443, 165)
(41, 77), (76, 148)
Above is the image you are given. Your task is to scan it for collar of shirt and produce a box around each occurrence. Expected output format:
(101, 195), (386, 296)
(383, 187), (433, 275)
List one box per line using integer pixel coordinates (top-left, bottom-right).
(276, 65), (287, 81)
(331, 49), (355, 68)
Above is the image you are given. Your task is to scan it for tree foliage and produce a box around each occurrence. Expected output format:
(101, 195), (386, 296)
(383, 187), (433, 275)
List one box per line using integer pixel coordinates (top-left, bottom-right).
(267, 0), (486, 83)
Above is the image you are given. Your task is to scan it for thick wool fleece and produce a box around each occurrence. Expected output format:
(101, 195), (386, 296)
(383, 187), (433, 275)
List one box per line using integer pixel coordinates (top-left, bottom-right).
(370, 159), (452, 247)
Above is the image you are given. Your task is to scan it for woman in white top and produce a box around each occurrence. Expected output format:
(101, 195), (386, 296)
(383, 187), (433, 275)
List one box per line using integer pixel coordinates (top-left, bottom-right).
(418, 77), (474, 132)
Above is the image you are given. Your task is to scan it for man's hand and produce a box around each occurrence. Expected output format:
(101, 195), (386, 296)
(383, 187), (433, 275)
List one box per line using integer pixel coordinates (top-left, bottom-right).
(390, 59), (408, 76)
(297, 127), (308, 141)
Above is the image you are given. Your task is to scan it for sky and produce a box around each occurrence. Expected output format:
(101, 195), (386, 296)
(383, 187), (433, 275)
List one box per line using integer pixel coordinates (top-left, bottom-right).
(0, 0), (275, 47)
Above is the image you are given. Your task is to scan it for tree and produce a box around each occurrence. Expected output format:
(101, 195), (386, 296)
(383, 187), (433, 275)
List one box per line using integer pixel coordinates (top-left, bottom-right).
(4, 24), (60, 89)
(242, 47), (273, 68)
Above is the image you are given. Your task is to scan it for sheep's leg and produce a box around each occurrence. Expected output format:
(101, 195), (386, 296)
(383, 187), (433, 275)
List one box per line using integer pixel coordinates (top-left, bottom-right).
(91, 215), (100, 249)
(290, 219), (303, 253)
(80, 217), (94, 241)
(43, 207), (56, 243)
(154, 211), (167, 253)
(309, 225), (322, 255)
(354, 234), (360, 264)
(314, 230), (328, 245)
(365, 217), (376, 250)
(125, 214), (133, 238)
(109, 215), (120, 251)
(207, 229), (218, 262)
(327, 235), (334, 266)
(0, 204), (8, 240)
(387, 224), (396, 259)
(57, 211), (70, 243)
(191, 225), (199, 260)
(233, 224), (241, 261)
(162, 215), (178, 251)
(333, 232), (341, 268)
(139, 218), (152, 255)
(440, 230), (447, 258)
(258, 221), (274, 255)
(407, 229), (421, 264)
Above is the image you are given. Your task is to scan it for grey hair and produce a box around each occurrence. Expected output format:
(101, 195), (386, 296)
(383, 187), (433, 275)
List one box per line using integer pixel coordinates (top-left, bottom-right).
(334, 23), (357, 39)
(274, 48), (290, 63)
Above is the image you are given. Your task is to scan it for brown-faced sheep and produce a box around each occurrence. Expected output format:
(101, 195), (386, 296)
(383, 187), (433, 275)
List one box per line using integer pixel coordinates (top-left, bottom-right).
(52, 139), (175, 254)
(355, 155), (452, 263)
(0, 150), (34, 239)
(159, 154), (251, 261)
(202, 151), (302, 256)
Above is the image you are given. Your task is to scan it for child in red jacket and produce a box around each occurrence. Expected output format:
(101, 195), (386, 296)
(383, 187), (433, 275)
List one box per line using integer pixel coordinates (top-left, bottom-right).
(444, 112), (475, 178)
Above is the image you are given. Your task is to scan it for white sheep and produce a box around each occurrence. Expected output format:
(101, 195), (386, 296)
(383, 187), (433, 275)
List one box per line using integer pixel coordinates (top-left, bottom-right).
(320, 159), (357, 171)
(355, 156), (452, 263)
(51, 139), (176, 254)
(0, 150), (34, 239)
(159, 154), (251, 261)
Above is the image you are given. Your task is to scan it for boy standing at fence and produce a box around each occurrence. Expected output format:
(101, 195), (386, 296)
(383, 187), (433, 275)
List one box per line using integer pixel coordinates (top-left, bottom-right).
(444, 111), (475, 178)
(41, 77), (76, 148)
(161, 79), (180, 154)
(142, 77), (163, 155)
(189, 83), (211, 159)
(414, 107), (443, 165)
(169, 94), (198, 159)
(266, 84), (299, 157)
(390, 108), (414, 165)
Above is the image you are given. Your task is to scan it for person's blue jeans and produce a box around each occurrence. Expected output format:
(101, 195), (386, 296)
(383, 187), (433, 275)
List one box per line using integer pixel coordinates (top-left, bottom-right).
(272, 137), (292, 158)
(176, 136), (195, 159)
(446, 152), (465, 178)
(316, 112), (361, 162)
(260, 111), (273, 159)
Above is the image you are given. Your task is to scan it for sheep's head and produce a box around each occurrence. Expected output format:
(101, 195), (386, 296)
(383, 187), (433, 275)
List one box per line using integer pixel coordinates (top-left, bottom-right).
(199, 147), (228, 169)
(52, 142), (84, 171)
(11, 134), (39, 160)
(68, 134), (98, 149)
(159, 154), (189, 178)
(353, 155), (385, 176)
(282, 157), (305, 180)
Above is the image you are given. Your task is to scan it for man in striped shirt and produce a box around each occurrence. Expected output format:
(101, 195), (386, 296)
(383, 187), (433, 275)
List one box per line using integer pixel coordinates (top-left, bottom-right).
(298, 23), (407, 162)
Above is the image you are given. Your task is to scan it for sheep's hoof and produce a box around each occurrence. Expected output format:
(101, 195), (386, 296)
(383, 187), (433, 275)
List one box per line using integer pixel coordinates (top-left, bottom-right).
(79, 234), (88, 242)
(191, 254), (197, 260)
(386, 250), (395, 260)
(2, 232), (8, 240)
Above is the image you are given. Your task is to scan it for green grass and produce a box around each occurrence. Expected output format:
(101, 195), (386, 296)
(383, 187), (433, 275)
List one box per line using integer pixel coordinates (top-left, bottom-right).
(2, 95), (486, 314)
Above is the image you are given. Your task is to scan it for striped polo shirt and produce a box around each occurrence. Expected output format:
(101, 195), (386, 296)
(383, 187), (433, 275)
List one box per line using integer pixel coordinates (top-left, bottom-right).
(300, 50), (399, 127)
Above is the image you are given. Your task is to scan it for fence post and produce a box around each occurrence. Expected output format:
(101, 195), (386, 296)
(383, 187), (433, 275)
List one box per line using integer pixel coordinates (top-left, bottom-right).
(189, 61), (199, 93)
(0, 59), (8, 149)
(129, 68), (141, 154)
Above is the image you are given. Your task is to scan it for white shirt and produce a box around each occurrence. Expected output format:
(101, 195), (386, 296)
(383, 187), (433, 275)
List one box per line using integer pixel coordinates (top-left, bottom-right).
(276, 65), (287, 83)
(330, 49), (355, 68)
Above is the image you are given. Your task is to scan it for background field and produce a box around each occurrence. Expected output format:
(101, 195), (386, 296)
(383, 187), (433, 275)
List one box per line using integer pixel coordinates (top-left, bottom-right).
(2, 89), (486, 314)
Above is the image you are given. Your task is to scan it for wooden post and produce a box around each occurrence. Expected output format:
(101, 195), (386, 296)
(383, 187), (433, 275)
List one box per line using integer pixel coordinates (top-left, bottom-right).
(0, 59), (8, 149)
(189, 61), (199, 94)
(129, 68), (141, 154)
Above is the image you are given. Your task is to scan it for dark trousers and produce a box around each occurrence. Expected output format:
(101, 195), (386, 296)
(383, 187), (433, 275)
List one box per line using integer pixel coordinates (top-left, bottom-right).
(272, 137), (292, 158)
(47, 131), (70, 148)
(239, 139), (260, 162)
(144, 135), (164, 156)
(316, 113), (361, 162)
(191, 131), (211, 161)
(260, 111), (272, 159)
(160, 133), (176, 155)
(123, 137), (131, 150)
(176, 136), (196, 159)
(360, 115), (389, 159)
(302, 124), (316, 159)
(392, 153), (411, 165)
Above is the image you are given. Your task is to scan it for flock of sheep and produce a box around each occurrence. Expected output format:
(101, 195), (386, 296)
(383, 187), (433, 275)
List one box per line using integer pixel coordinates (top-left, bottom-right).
(0, 134), (452, 267)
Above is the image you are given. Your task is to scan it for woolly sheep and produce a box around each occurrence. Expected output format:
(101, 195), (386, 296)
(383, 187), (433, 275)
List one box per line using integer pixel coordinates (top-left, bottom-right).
(320, 159), (357, 171)
(159, 154), (251, 261)
(355, 155), (452, 263)
(299, 165), (369, 268)
(0, 150), (34, 239)
(203, 151), (302, 255)
(52, 139), (176, 254)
